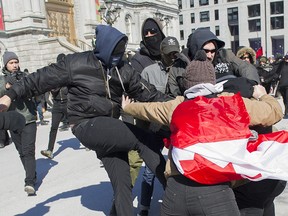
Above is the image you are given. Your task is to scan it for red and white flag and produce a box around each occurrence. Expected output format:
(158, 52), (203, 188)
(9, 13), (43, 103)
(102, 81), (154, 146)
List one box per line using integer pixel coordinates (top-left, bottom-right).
(170, 94), (288, 184)
(256, 47), (263, 59)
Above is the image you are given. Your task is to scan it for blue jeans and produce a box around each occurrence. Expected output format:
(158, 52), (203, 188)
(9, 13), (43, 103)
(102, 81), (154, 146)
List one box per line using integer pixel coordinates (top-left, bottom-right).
(140, 166), (156, 209)
(36, 102), (44, 121)
(161, 175), (240, 216)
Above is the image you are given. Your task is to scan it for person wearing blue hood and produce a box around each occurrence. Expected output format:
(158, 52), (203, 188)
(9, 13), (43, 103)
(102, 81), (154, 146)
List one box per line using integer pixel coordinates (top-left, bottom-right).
(0, 25), (170, 216)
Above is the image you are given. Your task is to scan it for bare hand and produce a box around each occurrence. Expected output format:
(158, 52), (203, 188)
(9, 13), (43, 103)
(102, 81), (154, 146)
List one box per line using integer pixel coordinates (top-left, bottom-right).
(5, 83), (12, 89)
(252, 85), (267, 100)
(0, 95), (12, 112)
(122, 95), (132, 109)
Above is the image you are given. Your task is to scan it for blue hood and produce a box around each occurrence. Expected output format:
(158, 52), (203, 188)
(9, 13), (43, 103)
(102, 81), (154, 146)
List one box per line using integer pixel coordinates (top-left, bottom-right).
(94, 25), (128, 67)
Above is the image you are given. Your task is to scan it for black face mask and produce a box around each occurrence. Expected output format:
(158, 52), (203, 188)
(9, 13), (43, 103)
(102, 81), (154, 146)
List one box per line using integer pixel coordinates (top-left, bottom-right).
(144, 34), (163, 57)
(110, 39), (127, 67)
(161, 54), (174, 67)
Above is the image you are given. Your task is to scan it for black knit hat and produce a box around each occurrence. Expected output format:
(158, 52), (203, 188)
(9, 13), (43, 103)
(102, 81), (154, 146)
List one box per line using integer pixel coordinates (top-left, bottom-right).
(3, 51), (18, 66)
(183, 50), (216, 90)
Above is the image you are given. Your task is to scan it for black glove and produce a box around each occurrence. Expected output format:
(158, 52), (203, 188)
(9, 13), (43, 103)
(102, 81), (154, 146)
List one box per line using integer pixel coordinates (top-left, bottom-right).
(6, 75), (18, 85)
(0, 111), (25, 133)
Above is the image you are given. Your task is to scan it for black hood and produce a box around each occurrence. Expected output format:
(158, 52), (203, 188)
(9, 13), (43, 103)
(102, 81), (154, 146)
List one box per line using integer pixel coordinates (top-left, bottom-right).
(140, 18), (166, 58)
(186, 28), (225, 60)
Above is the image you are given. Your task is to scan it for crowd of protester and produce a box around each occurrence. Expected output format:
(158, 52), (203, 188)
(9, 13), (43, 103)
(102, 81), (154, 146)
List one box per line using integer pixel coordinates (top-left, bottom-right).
(1, 17), (288, 216)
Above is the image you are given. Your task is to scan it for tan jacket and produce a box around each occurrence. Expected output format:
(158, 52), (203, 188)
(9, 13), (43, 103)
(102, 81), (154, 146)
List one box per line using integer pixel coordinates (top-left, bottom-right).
(123, 93), (283, 182)
(124, 93), (283, 127)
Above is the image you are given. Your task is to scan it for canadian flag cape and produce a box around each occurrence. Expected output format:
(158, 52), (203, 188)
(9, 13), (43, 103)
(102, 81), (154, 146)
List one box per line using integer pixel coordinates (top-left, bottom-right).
(170, 94), (288, 185)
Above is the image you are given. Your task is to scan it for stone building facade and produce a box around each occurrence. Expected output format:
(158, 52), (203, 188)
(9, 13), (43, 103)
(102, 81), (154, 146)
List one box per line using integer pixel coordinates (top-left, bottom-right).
(179, 0), (287, 57)
(0, 0), (179, 71)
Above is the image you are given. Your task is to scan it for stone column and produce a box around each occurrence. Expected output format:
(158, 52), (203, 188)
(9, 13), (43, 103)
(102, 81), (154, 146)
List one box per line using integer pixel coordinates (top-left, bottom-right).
(23, 0), (33, 15)
(31, 0), (42, 16)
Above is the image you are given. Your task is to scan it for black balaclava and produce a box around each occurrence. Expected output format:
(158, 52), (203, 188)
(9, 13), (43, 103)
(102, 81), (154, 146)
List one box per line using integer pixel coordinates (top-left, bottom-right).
(110, 38), (127, 67)
(143, 19), (164, 57)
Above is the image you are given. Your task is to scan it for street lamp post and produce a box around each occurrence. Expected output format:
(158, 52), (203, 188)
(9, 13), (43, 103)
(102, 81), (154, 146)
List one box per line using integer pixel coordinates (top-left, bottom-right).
(98, 0), (121, 26)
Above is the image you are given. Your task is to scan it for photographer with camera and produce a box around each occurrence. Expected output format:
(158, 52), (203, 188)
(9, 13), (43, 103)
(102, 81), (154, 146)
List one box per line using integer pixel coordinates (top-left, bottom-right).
(0, 51), (37, 195)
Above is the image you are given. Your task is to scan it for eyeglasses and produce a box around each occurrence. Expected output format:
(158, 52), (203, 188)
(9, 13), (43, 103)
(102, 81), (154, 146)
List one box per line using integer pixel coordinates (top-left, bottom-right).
(144, 28), (158, 36)
(203, 49), (216, 54)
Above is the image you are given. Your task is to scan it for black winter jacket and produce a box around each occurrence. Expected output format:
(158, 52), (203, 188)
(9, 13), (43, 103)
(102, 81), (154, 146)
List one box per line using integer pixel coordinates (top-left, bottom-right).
(130, 18), (165, 73)
(0, 69), (37, 124)
(7, 51), (170, 125)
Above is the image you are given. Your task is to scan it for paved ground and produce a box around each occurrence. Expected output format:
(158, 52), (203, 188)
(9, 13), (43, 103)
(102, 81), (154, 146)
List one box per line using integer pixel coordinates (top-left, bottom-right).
(1, 102), (288, 216)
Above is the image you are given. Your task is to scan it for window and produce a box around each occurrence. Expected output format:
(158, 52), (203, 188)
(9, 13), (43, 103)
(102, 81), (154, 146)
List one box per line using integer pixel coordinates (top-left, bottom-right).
(180, 30), (184, 40)
(248, 4), (260, 17)
(249, 38), (261, 53)
(215, 26), (220, 36)
(214, 0), (218, 4)
(179, 14), (183, 25)
(199, 0), (209, 6)
(248, 19), (261, 32)
(191, 13), (195, 23)
(270, 1), (284, 15)
(200, 11), (210, 22)
(271, 16), (284, 29)
(215, 10), (219, 20)
(272, 37), (284, 56)
(190, 0), (194, 7)
(178, 0), (182, 10)
(192, 28), (196, 33)
(231, 40), (239, 54)
(229, 25), (239, 36)
(227, 7), (238, 22)
(227, 0), (237, 2)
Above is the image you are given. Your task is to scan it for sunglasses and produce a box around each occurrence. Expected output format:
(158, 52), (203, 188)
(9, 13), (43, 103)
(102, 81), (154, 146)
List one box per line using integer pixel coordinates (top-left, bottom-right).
(203, 49), (216, 54)
(241, 56), (250, 60)
(144, 28), (158, 36)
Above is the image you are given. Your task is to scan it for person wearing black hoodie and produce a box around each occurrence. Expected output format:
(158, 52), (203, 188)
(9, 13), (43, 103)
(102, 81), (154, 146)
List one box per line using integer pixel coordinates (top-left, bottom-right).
(167, 28), (260, 98)
(130, 17), (166, 73)
(128, 17), (166, 193)
(0, 25), (170, 216)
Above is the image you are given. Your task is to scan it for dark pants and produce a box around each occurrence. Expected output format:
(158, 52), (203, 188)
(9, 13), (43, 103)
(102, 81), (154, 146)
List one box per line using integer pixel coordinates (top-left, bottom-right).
(234, 179), (287, 216)
(0, 129), (10, 144)
(72, 116), (166, 216)
(140, 137), (165, 209)
(47, 110), (66, 151)
(279, 87), (288, 115)
(10, 122), (37, 186)
(161, 175), (240, 216)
